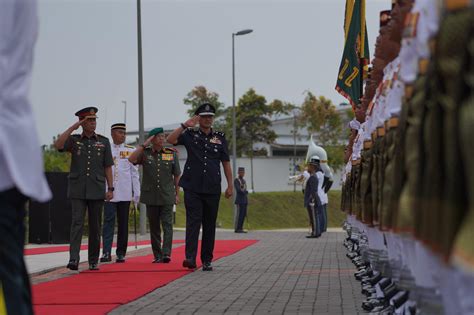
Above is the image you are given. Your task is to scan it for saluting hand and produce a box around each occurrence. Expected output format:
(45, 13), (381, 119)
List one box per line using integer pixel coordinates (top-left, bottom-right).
(71, 118), (87, 130)
(184, 115), (199, 128)
(143, 135), (155, 147)
(224, 186), (233, 199)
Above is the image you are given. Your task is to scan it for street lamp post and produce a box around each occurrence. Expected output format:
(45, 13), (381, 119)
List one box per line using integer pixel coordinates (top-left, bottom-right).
(121, 100), (127, 124)
(137, 0), (146, 235)
(232, 28), (253, 230)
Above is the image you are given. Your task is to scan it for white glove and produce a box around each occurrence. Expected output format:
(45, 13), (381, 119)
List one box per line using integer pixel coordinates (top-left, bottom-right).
(133, 195), (140, 205)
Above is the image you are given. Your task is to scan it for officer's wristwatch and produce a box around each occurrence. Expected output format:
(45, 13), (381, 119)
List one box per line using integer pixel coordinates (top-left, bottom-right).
(108, 187), (115, 192)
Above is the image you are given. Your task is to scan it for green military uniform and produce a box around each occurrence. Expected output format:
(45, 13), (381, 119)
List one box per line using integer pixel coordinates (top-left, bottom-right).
(62, 129), (113, 266)
(452, 7), (474, 273)
(360, 142), (374, 225)
(137, 138), (181, 261)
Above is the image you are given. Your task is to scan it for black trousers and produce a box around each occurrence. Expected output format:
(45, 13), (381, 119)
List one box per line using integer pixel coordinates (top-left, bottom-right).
(70, 199), (103, 264)
(236, 203), (247, 231)
(0, 188), (33, 315)
(102, 201), (130, 256)
(183, 190), (220, 263)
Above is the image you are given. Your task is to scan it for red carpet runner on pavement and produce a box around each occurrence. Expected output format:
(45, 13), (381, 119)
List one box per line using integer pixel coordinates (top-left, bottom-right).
(24, 240), (185, 256)
(32, 240), (258, 315)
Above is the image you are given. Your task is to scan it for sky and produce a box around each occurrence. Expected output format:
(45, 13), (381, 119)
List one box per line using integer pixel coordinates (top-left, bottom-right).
(30, 0), (389, 145)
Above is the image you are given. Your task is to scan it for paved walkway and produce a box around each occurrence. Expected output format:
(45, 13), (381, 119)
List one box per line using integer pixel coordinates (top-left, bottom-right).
(29, 230), (364, 314)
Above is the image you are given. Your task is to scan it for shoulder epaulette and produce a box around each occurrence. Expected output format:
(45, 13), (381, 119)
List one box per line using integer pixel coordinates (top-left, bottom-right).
(97, 134), (109, 140)
(125, 144), (135, 149)
(215, 131), (225, 137)
(71, 134), (81, 138)
(164, 147), (177, 153)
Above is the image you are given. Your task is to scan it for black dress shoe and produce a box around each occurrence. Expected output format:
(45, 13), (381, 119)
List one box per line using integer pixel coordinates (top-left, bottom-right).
(362, 298), (386, 311)
(306, 234), (321, 238)
(378, 278), (393, 291)
(234, 230), (248, 233)
(383, 283), (399, 300)
(116, 255), (126, 263)
(182, 259), (196, 269)
(67, 260), (79, 271)
(391, 290), (408, 309)
(162, 255), (171, 263)
(152, 257), (162, 263)
(202, 262), (213, 271)
(89, 263), (99, 271)
(100, 253), (111, 263)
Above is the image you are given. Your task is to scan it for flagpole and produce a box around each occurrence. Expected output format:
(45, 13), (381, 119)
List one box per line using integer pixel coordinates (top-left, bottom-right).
(359, 0), (365, 102)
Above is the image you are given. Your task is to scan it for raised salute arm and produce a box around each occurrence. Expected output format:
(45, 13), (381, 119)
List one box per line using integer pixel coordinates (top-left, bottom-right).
(54, 118), (86, 150)
(128, 135), (155, 164)
(166, 115), (200, 145)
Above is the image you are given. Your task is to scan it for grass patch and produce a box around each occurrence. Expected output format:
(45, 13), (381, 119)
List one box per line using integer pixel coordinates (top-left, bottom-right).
(173, 190), (344, 230)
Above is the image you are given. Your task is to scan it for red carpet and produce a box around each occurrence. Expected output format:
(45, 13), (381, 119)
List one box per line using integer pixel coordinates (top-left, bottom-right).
(25, 240), (185, 256)
(33, 240), (257, 315)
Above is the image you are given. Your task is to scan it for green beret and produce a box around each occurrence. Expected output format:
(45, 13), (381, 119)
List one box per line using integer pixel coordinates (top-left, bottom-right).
(148, 127), (164, 137)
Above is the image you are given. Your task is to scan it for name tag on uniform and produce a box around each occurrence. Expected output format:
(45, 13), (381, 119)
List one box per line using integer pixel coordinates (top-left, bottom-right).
(210, 136), (222, 144)
(120, 151), (131, 159)
(162, 153), (174, 161)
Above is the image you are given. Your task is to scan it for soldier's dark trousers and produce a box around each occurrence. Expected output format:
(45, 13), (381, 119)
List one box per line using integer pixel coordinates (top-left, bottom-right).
(235, 203), (247, 231)
(0, 188), (32, 315)
(102, 201), (130, 256)
(147, 204), (174, 258)
(183, 190), (220, 263)
(306, 205), (321, 236)
(70, 199), (103, 264)
(321, 204), (328, 233)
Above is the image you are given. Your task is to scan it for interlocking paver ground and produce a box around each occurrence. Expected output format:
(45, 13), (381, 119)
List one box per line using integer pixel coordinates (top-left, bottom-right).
(110, 231), (364, 315)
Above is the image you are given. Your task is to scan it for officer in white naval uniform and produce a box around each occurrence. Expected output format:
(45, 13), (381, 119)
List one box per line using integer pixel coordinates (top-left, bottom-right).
(100, 123), (140, 263)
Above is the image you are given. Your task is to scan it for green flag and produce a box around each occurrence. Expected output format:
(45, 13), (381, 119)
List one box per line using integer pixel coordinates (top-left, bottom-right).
(336, 0), (370, 110)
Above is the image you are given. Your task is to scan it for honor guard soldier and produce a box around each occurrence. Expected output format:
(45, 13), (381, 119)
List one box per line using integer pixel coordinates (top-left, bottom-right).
(304, 156), (322, 238)
(100, 123), (140, 263)
(54, 107), (114, 271)
(0, 1), (52, 313)
(129, 127), (180, 263)
(167, 103), (233, 271)
(234, 167), (249, 233)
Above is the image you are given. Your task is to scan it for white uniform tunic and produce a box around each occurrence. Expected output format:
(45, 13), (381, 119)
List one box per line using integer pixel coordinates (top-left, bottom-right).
(0, 0), (51, 202)
(316, 171), (328, 205)
(107, 143), (140, 202)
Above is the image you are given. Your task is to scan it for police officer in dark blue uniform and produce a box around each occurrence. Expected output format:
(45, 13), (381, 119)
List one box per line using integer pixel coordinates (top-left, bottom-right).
(167, 103), (233, 271)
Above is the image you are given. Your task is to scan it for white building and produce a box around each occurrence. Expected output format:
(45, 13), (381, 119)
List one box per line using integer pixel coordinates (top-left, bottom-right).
(126, 104), (351, 192)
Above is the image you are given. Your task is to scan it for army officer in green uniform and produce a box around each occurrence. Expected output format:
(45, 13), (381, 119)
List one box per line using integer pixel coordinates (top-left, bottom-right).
(129, 127), (181, 263)
(54, 107), (114, 271)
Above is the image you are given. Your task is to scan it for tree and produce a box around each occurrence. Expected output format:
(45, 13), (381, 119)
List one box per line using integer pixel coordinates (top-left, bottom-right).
(225, 88), (278, 157)
(298, 92), (345, 171)
(43, 136), (71, 172)
(224, 88), (293, 191)
(183, 86), (225, 118)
